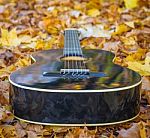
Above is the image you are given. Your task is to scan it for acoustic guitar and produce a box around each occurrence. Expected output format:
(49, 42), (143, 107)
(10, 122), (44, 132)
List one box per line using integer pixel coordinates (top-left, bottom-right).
(9, 29), (142, 126)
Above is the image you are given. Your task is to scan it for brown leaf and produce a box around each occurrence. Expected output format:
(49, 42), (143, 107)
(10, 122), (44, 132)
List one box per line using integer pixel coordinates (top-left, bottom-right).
(0, 49), (17, 67)
(117, 123), (140, 138)
(65, 127), (96, 138)
(0, 125), (17, 138)
(15, 122), (27, 138)
(0, 81), (9, 105)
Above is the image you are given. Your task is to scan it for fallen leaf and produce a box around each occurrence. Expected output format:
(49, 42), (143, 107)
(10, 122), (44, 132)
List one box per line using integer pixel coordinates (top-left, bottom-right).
(87, 8), (100, 17)
(15, 122), (27, 138)
(19, 35), (32, 43)
(86, 0), (101, 9)
(27, 131), (39, 138)
(0, 49), (17, 67)
(125, 48), (147, 61)
(0, 81), (9, 105)
(124, 21), (135, 28)
(127, 55), (150, 76)
(70, 10), (81, 18)
(138, 122), (147, 138)
(0, 28), (21, 47)
(15, 57), (31, 68)
(117, 123), (140, 138)
(113, 24), (131, 35)
(142, 77), (150, 91)
(121, 36), (137, 46)
(79, 24), (112, 39)
(65, 126), (96, 138)
(0, 125), (17, 138)
(102, 41), (120, 52)
(0, 106), (14, 124)
(124, 0), (138, 9)
(0, 5), (4, 13)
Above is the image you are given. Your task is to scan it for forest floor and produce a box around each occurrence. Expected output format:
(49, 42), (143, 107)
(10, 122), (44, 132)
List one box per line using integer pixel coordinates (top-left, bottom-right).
(0, 0), (149, 138)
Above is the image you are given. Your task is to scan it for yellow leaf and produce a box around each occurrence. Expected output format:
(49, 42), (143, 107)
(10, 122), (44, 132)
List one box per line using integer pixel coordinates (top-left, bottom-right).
(9, 28), (21, 46)
(124, 0), (138, 9)
(121, 36), (136, 45)
(43, 18), (61, 35)
(86, 0), (101, 9)
(0, 125), (16, 138)
(35, 39), (45, 50)
(0, 28), (21, 47)
(21, 42), (36, 49)
(38, 32), (47, 39)
(87, 8), (100, 17)
(0, 28), (9, 46)
(127, 55), (150, 76)
(125, 55), (135, 62)
(44, 37), (55, 50)
(145, 56), (150, 66)
(0, 65), (16, 78)
(113, 24), (130, 35)
(15, 57), (31, 67)
(0, 128), (5, 138)
(19, 35), (32, 43)
(125, 21), (135, 28)
(138, 122), (147, 138)
(130, 48), (147, 61)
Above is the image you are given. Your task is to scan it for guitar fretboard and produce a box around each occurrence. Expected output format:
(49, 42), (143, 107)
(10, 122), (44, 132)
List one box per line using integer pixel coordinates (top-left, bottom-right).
(64, 29), (83, 57)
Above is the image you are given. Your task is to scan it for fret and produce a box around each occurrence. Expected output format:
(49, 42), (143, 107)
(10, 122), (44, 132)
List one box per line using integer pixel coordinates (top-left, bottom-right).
(64, 29), (83, 57)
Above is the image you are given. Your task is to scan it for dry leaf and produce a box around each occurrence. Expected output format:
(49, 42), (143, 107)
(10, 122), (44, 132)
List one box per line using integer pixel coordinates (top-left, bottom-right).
(102, 41), (120, 52)
(124, 21), (135, 28)
(0, 28), (21, 47)
(113, 24), (130, 35)
(127, 55), (150, 76)
(79, 24), (112, 39)
(87, 8), (100, 17)
(0, 106), (14, 124)
(138, 122), (147, 138)
(0, 81), (9, 105)
(124, 0), (138, 9)
(15, 122), (27, 138)
(117, 123), (140, 138)
(121, 36), (136, 46)
(19, 35), (33, 43)
(0, 5), (4, 13)
(0, 125), (17, 138)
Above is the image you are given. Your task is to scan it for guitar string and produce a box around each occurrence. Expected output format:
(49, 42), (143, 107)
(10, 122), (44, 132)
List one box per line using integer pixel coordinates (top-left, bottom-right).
(67, 31), (69, 74)
(73, 30), (80, 77)
(74, 29), (80, 76)
(74, 30), (83, 76)
(63, 31), (66, 74)
(70, 30), (74, 75)
(64, 30), (69, 74)
(71, 30), (75, 76)
(76, 31), (87, 74)
(75, 32), (80, 75)
(63, 30), (70, 76)
(68, 30), (73, 75)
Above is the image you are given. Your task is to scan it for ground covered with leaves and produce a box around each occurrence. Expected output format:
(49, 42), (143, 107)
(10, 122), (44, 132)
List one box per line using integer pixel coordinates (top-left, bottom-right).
(0, 0), (150, 137)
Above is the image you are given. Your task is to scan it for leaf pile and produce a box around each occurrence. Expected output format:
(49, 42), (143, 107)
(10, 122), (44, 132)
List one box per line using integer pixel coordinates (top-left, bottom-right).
(0, 0), (150, 137)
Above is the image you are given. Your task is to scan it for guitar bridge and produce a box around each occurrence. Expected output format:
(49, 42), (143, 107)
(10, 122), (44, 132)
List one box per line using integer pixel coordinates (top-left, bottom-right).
(60, 69), (90, 79)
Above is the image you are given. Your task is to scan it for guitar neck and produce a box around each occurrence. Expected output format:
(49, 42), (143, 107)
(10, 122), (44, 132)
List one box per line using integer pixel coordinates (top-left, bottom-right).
(63, 29), (83, 57)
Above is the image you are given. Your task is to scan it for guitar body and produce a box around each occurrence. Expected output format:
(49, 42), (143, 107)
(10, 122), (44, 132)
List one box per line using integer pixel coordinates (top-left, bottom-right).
(9, 49), (141, 126)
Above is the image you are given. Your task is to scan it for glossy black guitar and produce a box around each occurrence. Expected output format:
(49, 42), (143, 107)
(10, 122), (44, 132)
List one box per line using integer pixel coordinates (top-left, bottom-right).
(9, 29), (142, 126)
